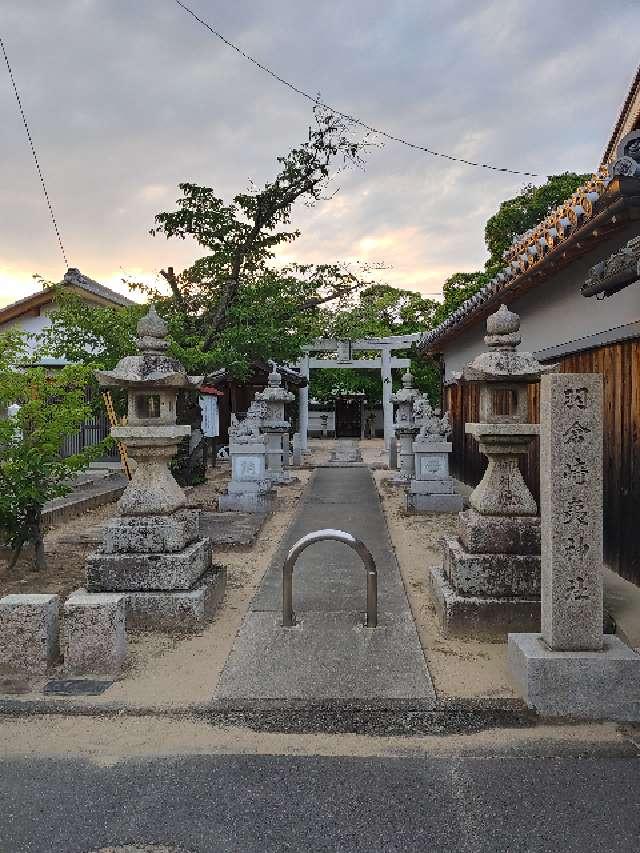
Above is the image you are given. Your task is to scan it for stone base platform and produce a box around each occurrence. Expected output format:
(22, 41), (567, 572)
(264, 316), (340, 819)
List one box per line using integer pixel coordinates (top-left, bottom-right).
(508, 633), (640, 722)
(406, 490), (463, 513)
(429, 566), (539, 641)
(218, 491), (273, 513)
(442, 536), (540, 598)
(86, 537), (211, 592)
(74, 568), (227, 633)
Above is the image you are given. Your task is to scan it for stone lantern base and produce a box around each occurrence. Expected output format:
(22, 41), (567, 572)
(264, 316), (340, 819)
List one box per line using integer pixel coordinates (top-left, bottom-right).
(429, 508), (541, 641)
(85, 507), (226, 631)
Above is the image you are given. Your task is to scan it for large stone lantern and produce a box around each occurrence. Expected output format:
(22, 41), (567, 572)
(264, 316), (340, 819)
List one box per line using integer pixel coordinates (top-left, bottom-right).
(429, 305), (554, 640)
(390, 370), (420, 483)
(464, 304), (550, 517)
(256, 366), (295, 484)
(84, 306), (224, 630)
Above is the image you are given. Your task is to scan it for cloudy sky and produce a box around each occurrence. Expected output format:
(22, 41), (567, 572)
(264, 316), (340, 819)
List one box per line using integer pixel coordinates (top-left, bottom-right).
(1, 0), (638, 309)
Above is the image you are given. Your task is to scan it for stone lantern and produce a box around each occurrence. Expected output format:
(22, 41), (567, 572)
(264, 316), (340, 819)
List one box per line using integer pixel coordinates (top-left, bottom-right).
(84, 306), (224, 630)
(390, 370), (420, 483)
(464, 304), (551, 517)
(429, 304), (554, 640)
(256, 366), (296, 484)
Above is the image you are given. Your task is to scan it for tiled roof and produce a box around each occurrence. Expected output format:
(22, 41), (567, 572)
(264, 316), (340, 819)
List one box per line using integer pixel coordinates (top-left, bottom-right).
(0, 268), (134, 322)
(61, 268), (134, 307)
(602, 64), (640, 164)
(419, 168), (630, 352)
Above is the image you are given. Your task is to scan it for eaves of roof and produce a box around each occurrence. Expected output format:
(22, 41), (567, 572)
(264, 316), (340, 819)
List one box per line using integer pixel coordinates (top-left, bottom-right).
(419, 175), (640, 354)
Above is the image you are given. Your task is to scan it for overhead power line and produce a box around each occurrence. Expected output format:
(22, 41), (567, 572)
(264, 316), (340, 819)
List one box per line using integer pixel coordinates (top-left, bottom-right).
(1, 34), (68, 268)
(173, 0), (544, 178)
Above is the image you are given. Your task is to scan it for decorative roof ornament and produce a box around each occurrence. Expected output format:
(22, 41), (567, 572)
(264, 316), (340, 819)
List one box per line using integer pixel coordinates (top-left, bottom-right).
(609, 130), (640, 178)
(582, 234), (640, 298)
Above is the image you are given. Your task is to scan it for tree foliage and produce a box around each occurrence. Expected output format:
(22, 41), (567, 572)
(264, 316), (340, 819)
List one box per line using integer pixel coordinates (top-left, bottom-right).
(141, 105), (375, 349)
(0, 331), (106, 570)
(310, 284), (439, 404)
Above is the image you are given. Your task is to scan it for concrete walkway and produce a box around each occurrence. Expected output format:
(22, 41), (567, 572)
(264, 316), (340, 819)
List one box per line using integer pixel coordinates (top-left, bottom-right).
(216, 456), (436, 702)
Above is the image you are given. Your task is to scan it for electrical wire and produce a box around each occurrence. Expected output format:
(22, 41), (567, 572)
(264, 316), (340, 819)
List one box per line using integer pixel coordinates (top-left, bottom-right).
(173, 0), (544, 178)
(1, 33), (68, 268)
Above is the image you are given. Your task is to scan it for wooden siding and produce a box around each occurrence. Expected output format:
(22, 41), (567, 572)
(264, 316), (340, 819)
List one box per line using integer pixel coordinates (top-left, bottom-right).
(444, 338), (640, 586)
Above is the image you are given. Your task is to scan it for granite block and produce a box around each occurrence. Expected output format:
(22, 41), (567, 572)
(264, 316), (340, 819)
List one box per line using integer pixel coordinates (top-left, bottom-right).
(86, 537), (211, 591)
(508, 632), (640, 721)
(429, 566), (540, 641)
(443, 536), (540, 597)
(124, 568), (226, 631)
(63, 592), (127, 676)
(101, 509), (200, 554)
(457, 509), (541, 555)
(406, 493), (463, 513)
(0, 594), (60, 675)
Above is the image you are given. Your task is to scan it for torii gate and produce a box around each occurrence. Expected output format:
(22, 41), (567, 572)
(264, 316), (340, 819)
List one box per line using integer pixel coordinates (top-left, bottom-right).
(296, 333), (422, 451)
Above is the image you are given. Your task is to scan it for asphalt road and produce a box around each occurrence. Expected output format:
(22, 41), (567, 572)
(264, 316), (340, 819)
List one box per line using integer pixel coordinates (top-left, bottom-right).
(2, 748), (640, 852)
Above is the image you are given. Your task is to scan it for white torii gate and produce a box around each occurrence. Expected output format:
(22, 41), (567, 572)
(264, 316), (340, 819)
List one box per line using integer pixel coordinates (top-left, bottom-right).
(296, 334), (423, 451)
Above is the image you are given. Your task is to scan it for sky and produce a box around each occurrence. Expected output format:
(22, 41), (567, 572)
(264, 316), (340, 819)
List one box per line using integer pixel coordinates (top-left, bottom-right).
(1, 0), (638, 309)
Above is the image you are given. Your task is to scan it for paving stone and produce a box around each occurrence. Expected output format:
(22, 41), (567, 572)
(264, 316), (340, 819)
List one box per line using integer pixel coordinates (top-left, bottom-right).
(218, 467), (435, 702)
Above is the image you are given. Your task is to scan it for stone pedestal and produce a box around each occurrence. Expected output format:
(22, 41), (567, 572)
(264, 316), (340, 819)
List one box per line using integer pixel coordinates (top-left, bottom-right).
(406, 441), (463, 513)
(219, 439), (274, 512)
(508, 373), (640, 721)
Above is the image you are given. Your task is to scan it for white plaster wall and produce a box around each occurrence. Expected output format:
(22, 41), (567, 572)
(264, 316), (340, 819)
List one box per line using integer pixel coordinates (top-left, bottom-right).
(0, 303), (68, 363)
(438, 223), (640, 380)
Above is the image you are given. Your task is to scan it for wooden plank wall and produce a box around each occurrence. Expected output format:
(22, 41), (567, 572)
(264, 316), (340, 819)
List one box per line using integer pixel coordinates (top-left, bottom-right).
(444, 338), (640, 586)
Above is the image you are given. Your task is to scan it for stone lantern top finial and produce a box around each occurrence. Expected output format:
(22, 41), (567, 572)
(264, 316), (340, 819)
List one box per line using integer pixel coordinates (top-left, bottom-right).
(485, 304), (521, 350)
(464, 304), (555, 382)
(137, 305), (169, 355)
(402, 370), (414, 388)
(268, 364), (282, 387)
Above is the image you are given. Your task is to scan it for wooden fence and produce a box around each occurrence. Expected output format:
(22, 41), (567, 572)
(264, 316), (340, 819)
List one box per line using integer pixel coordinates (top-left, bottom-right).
(444, 337), (640, 586)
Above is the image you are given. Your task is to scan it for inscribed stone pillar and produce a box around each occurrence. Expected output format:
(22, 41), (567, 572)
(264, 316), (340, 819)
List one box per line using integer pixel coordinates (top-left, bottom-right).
(381, 347), (393, 450)
(540, 373), (603, 651)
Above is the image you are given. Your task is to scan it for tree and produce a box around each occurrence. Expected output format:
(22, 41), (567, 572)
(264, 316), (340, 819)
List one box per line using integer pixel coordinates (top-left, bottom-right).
(142, 105), (375, 351)
(0, 331), (105, 571)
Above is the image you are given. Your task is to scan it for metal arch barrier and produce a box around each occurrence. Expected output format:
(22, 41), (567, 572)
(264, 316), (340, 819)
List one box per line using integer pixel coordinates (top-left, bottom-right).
(282, 528), (377, 628)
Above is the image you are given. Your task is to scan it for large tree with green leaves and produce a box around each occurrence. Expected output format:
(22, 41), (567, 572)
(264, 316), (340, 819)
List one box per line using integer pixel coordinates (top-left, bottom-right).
(128, 105), (377, 373)
(0, 331), (106, 570)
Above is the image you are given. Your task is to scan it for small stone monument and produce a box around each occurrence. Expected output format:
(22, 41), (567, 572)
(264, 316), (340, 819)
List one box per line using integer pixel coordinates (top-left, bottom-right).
(256, 366), (296, 485)
(292, 432), (303, 467)
(84, 305), (225, 631)
(390, 370), (420, 483)
(219, 400), (275, 512)
(508, 373), (640, 720)
(430, 305), (551, 639)
(406, 397), (462, 512)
